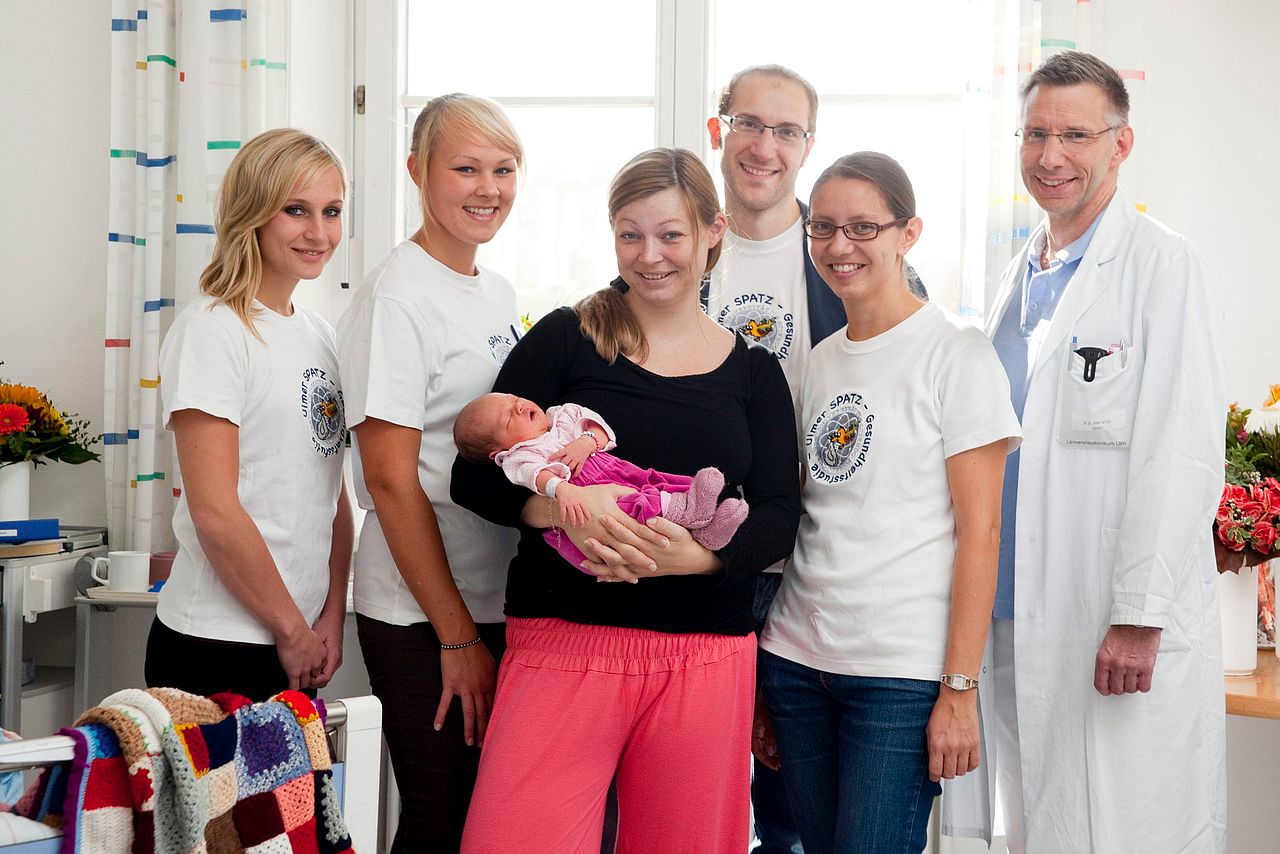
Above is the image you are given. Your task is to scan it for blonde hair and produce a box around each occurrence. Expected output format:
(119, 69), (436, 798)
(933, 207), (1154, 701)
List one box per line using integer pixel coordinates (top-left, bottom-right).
(575, 148), (724, 364)
(199, 128), (346, 336)
(409, 93), (525, 231)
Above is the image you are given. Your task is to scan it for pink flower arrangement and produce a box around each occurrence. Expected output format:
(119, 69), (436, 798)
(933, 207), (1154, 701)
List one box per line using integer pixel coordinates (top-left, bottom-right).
(1217, 478), (1280, 557)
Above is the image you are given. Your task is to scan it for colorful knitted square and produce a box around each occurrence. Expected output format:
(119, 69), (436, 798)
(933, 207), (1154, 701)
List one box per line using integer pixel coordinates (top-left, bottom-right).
(285, 817), (322, 854)
(82, 754), (131, 810)
(244, 834), (294, 854)
(273, 773), (315, 832)
(204, 763), (239, 818)
(202, 808), (241, 854)
(235, 704), (310, 798)
(232, 790), (287, 846)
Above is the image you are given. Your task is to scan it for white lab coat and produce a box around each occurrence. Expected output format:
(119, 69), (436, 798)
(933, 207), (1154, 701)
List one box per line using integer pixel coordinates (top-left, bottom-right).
(942, 190), (1227, 853)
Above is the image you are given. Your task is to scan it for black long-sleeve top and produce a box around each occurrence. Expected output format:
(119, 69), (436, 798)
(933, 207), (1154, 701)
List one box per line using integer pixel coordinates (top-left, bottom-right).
(450, 307), (800, 636)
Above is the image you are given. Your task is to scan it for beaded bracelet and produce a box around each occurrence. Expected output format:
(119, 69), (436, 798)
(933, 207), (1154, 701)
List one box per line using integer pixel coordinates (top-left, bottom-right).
(439, 636), (483, 650)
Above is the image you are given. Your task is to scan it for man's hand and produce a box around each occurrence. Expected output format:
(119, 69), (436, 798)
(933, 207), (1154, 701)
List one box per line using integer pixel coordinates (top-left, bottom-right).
(1094, 624), (1162, 695)
(752, 690), (781, 771)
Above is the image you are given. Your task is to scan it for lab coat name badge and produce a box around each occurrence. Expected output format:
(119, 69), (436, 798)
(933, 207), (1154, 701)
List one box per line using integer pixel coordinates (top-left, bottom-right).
(1059, 339), (1135, 449)
(806, 392), (874, 484)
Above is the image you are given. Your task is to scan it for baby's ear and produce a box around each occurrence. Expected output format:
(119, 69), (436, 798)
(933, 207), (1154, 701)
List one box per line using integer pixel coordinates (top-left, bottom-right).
(488, 448), (501, 460)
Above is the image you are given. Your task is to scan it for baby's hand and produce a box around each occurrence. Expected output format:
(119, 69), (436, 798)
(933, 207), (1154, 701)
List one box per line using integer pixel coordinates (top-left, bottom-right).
(550, 436), (597, 478)
(557, 485), (591, 528)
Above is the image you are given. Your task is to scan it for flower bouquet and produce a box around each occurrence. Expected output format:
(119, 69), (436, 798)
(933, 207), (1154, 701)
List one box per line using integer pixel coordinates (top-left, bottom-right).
(0, 379), (100, 468)
(1215, 397), (1280, 574)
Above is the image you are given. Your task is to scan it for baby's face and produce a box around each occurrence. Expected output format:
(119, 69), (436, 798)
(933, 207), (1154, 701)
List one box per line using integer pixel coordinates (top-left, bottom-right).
(488, 394), (551, 453)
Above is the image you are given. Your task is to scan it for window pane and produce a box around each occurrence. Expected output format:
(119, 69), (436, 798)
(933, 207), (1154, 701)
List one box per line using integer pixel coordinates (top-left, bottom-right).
(712, 0), (971, 95)
(799, 104), (965, 312)
(404, 106), (655, 323)
(405, 0), (658, 98)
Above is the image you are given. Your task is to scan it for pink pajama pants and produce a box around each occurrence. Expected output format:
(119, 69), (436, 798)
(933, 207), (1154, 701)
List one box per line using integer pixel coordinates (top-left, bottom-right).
(460, 617), (755, 854)
(543, 453), (694, 569)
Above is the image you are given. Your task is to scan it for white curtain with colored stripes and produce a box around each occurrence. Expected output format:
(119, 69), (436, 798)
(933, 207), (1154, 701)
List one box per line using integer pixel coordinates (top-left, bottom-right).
(104, 0), (287, 551)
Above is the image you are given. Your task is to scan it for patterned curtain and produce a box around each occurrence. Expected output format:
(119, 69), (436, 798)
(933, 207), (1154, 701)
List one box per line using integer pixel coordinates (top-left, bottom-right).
(103, 0), (288, 550)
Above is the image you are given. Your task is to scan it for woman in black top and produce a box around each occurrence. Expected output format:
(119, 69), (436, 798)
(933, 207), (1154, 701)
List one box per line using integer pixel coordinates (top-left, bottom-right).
(453, 148), (799, 853)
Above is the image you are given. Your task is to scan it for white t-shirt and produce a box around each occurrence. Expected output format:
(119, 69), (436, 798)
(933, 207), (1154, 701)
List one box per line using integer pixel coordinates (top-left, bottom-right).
(338, 241), (520, 626)
(158, 296), (346, 644)
(706, 220), (812, 408)
(761, 302), (1021, 680)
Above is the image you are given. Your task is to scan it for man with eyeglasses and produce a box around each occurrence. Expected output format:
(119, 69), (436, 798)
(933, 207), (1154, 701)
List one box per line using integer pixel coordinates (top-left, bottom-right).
(701, 64), (827, 854)
(943, 51), (1226, 854)
(702, 64), (927, 854)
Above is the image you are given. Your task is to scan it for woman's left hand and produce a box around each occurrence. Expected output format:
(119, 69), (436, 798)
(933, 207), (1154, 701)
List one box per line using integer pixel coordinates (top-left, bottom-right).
(581, 515), (721, 581)
(925, 688), (981, 782)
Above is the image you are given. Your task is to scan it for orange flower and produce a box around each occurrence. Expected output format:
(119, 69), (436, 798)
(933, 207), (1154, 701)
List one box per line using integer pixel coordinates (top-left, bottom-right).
(0, 403), (29, 435)
(0, 383), (44, 409)
(1266, 384), (1280, 409)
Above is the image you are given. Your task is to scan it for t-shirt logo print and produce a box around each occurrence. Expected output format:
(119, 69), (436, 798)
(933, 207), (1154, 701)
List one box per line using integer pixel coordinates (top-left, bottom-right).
(717, 293), (795, 361)
(488, 333), (515, 366)
(806, 392), (874, 484)
(300, 367), (345, 458)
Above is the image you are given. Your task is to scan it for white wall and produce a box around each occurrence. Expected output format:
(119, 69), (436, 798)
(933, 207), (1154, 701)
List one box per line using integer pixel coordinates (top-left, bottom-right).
(1134, 1), (1280, 410)
(1, 2), (111, 528)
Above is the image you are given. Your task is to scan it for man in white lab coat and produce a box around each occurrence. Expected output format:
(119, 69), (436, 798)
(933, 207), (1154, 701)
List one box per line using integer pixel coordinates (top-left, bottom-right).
(942, 51), (1227, 853)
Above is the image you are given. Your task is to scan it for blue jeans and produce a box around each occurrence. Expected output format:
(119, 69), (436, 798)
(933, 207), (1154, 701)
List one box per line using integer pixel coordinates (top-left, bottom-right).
(753, 573), (804, 853)
(760, 650), (941, 854)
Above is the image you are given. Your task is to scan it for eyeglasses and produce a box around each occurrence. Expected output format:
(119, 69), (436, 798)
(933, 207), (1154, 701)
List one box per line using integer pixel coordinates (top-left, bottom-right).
(1015, 126), (1123, 147)
(719, 115), (814, 145)
(804, 217), (910, 241)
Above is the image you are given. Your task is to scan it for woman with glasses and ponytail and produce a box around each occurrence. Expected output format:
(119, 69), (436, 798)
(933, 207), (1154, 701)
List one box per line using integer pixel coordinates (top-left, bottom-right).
(756, 152), (1021, 854)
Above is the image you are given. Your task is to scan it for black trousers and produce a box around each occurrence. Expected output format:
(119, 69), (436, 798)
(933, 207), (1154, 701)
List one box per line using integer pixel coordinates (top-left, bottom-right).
(356, 614), (506, 854)
(143, 615), (313, 702)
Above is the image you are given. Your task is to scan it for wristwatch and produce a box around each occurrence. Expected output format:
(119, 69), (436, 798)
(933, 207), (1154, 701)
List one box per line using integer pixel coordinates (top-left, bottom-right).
(939, 673), (979, 691)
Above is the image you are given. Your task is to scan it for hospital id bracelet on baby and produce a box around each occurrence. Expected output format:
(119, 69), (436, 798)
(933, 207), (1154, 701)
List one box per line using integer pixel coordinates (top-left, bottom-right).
(939, 673), (979, 691)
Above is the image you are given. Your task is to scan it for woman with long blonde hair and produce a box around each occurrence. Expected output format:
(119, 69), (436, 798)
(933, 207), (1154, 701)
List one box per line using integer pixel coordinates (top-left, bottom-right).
(147, 128), (352, 701)
(337, 93), (525, 852)
(453, 148), (800, 852)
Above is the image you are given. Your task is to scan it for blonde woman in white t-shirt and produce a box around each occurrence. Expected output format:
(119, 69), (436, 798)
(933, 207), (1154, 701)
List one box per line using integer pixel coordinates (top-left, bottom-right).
(336, 94), (525, 853)
(756, 152), (1021, 854)
(147, 129), (352, 702)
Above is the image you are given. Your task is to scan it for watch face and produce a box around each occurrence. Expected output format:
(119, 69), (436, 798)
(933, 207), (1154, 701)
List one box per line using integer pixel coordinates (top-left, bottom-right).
(943, 674), (976, 690)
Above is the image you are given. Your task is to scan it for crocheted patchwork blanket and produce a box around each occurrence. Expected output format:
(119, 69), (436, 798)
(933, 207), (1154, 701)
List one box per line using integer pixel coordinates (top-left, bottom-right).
(16, 688), (354, 854)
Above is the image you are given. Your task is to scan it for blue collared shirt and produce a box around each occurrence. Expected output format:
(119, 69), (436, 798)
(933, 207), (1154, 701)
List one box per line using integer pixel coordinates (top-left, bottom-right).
(991, 214), (1103, 620)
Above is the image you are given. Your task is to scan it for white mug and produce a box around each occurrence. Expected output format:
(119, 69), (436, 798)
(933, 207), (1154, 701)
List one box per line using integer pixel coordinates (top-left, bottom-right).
(90, 550), (152, 593)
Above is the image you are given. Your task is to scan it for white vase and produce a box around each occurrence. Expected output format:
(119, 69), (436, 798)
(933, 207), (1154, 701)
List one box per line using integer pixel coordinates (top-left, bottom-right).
(0, 462), (32, 521)
(1220, 564), (1259, 676)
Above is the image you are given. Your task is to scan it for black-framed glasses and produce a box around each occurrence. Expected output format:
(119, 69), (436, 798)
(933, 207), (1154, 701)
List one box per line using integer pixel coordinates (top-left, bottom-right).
(1015, 126), (1123, 147)
(804, 217), (910, 241)
(719, 114), (814, 145)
